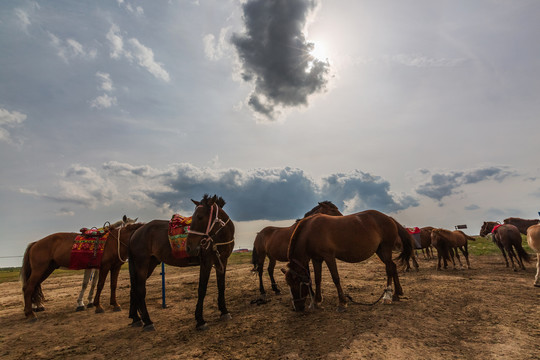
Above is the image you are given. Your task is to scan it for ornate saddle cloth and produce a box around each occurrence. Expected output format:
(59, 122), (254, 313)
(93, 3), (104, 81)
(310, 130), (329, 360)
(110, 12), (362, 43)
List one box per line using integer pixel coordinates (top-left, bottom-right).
(168, 214), (192, 259)
(492, 224), (503, 233)
(69, 227), (110, 270)
(406, 227), (422, 249)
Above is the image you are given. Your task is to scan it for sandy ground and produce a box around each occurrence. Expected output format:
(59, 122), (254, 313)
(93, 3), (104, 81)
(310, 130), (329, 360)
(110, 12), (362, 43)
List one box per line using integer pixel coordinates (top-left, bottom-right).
(0, 254), (539, 360)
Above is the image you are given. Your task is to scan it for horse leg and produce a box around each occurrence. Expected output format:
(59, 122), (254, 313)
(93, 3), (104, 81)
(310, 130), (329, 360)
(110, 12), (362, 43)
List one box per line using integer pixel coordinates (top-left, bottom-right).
(454, 247), (463, 269)
(505, 246), (519, 271)
(93, 265), (110, 313)
(324, 257), (347, 311)
(267, 258), (281, 295)
(495, 242), (509, 267)
(462, 245), (471, 269)
(312, 259), (323, 307)
(436, 252), (442, 270)
(535, 253), (540, 287)
(256, 256), (266, 298)
(376, 248), (402, 302)
(411, 252), (419, 272)
(195, 257), (213, 330)
(215, 258), (231, 321)
(23, 261), (53, 320)
(87, 269), (98, 308)
(76, 269), (92, 311)
(109, 265), (122, 311)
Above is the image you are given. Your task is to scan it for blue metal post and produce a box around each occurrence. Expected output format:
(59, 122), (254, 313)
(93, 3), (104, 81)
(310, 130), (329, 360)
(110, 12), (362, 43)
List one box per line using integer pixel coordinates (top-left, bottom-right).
(161, 262), (166, 308)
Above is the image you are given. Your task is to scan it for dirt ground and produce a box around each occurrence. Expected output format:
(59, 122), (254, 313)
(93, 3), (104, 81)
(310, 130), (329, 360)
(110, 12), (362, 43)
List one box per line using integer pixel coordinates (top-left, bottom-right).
(1, 254), (539, 360)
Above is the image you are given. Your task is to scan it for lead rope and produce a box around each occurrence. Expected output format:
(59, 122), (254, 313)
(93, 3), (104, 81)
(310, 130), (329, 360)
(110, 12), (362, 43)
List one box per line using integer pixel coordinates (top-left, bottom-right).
(345, 286), (393, 306)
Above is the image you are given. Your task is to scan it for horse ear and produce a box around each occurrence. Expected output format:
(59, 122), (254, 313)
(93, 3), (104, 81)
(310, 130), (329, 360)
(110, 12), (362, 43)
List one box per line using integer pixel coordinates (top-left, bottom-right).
(216, 197), (226, 208)
(191, 199), (200, 206)
(123, 215), (127, 222)
(281, 268), (288, 275)
(133, 217), (138, 223)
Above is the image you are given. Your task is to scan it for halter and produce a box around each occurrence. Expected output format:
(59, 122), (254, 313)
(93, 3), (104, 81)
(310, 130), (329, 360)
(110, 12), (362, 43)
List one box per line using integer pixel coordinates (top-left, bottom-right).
(187, 203), (234, 272)
(287, 259), (315, 310)
(105, 220), (130, 263)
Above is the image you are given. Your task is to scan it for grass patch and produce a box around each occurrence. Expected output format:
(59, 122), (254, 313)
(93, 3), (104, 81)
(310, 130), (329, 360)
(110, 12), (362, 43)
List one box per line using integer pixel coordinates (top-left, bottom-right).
(468, 235), (534, 256)
(0, 252), (252, 284)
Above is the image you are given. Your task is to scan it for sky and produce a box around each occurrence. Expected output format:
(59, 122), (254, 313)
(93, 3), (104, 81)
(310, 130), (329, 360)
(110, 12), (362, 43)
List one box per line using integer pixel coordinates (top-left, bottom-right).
(1, 0), (540, 267)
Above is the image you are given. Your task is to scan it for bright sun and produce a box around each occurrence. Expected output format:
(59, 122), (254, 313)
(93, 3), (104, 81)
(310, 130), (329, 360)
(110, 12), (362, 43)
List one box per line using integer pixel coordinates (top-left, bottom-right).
(309, 39), (330, 63)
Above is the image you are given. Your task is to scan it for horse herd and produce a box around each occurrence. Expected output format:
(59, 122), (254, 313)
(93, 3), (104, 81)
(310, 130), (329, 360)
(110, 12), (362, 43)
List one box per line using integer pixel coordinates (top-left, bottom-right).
(19, 195), (540, 331)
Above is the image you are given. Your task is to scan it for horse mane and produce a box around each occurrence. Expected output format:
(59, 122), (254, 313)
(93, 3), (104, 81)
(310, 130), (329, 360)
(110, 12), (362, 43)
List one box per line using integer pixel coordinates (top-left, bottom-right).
(200, 194), (226, 208)
(303, 200), (339, 218)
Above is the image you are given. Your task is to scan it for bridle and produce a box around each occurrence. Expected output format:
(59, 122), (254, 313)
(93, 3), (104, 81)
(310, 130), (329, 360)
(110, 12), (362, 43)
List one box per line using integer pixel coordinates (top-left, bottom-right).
(187, 203), (234, 272)
(104, 220), (130, 263)
(287, 259), (314, 310)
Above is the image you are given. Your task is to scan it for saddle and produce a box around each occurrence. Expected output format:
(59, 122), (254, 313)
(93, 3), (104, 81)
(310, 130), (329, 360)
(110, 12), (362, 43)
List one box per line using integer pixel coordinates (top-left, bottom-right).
(492, 224), (503, 233)
(168, 214), (192, 259)
(69, 227), (110, 270)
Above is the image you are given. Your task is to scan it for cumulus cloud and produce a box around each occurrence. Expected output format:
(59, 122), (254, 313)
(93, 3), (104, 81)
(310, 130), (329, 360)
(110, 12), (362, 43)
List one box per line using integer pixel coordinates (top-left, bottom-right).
(117, 0), (144, 16)
(90, 72), (117, 109)
(231, 0), (330, 120)
(106, 24), (170, 82)
(0, 107), (27, 143)
(20, 161), (418, 221)
(48, 32), (97, 62)
(416, 167), (515, 202)
(203, 27), (231, 61)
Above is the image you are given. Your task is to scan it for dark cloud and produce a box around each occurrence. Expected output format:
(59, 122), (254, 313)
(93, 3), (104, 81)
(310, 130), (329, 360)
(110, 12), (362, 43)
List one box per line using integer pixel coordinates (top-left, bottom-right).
(416, 167), (515, 202)
(231, 0), (330, 119)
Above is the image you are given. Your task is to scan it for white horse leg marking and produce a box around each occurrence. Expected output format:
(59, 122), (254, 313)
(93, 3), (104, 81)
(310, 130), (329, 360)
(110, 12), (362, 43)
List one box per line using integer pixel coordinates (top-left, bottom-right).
(77, 269), (93, 308)
(87, 269), (98, 305)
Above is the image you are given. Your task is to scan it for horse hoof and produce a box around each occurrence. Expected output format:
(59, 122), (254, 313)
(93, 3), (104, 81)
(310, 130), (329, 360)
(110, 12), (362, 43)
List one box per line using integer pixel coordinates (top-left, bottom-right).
(129, 320), (143, 328)
(196, 322), (209, 331)
(143, 324), (155, 332)
(220, 313), (232, 321)
(86, 303), (94, 309)
(534, 284), (540, 288)
(26, 316), (38, 323)
(75, 306), (85, 312)
(34, 306), (45, 312)
(95, 307), (105, 314)
(383, 299), (393, 305)
(113, 306), (122, 312)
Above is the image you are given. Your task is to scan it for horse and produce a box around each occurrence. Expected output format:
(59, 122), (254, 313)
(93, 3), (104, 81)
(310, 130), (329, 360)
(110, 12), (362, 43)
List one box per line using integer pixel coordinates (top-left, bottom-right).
(419, 226), (435, 259)
(251, 201), (343, 298)
(75, 217), (137, 311)
(430, 229), (475, 270)
(526, 224), (540, 287)
(128, 194), (235, 331)
(479, 221), (530, 271)
(503, 217), (540, 235)
(283, 210), (413, 312)
(20, 216), (144, 320)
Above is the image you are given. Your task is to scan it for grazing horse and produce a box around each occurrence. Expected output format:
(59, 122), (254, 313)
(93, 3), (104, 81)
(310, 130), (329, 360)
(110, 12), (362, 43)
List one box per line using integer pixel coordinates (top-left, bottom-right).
(430, 229), (475, 270)
(251, 201), (343, 298)
(128, 195), (234, 331)
(20, 217), (143, 320)
(526, 224), (540, 287)
(75, 217), (137, 311)
(503, 217), (540, 235)
(283, 210), (413, 312)
(480, 222), (530, 271)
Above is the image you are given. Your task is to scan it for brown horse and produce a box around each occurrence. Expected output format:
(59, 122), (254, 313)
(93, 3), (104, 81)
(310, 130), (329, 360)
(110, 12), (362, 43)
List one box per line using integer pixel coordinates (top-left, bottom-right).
(419, 226), (435, 259)
(251, 201), (342, 298)
(283, 210), (413, 312)
(128, 195), (234, 331)
(430, 229), (475, 270)
(526, 224), (540, 287)
(20, 216), (143, 320)
(503, 217), (540, 235)
(480, 221), (530, 271)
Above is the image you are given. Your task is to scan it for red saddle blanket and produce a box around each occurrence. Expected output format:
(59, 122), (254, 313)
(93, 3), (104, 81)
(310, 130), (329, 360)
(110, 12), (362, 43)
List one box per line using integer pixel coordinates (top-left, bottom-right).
(168, 214), (192, 259)
(492, 224), (503, 233)
(69, 227), (110, 270)
(406, 227), (421, 234)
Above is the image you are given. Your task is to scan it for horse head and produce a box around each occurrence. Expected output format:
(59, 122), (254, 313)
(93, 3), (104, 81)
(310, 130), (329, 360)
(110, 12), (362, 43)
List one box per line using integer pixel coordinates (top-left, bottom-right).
(479, 221), (497, 237)
(185, 194), (232, 266)
(281, 260), (313, 312)
(303, 200), (343, 218)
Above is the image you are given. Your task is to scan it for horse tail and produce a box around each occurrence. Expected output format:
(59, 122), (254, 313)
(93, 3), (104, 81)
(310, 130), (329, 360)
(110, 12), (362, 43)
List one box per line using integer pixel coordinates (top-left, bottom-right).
(251, 247), (259, 272)
(515, 242), (531, 263)
(20, 242), (45, 306)
(393, 219), (413, 266)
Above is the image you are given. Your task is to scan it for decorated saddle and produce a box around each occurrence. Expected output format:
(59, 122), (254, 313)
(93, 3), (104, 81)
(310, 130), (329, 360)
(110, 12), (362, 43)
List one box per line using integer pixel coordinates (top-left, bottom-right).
(406, 227), (422, 249)
(69, 227), (110, 270)
(168, 214), (192, 259)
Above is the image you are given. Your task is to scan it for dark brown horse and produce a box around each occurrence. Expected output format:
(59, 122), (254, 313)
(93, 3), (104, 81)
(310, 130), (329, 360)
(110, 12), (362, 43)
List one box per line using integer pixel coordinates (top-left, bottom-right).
(503, 217), (540, 235)
(251, 201), (342, 298)
(430, 229), (475, 270)
(480, 221), (530, 271)
(20, 216), (143, 320)
(283, 210), (413, 312)
(128, 195), (234, 331)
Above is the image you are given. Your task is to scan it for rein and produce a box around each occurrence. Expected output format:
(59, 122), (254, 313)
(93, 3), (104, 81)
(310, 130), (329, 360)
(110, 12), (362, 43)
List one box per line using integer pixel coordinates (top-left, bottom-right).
(187, 203), (234, 272)
(345, 287), (393, 306)
(105, 221), (129, 263)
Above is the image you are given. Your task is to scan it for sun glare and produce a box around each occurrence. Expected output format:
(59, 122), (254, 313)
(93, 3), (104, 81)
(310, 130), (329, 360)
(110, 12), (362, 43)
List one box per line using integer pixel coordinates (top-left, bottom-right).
(309, 39), (330, 63)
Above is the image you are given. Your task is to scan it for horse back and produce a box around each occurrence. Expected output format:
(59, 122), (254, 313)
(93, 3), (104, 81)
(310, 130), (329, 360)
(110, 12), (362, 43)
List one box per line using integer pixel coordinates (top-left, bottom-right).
(495, 224), (522, 245)
(255, 225), (293, 262)
(300, 211), (395, 262)
(29, 232), (78, 268)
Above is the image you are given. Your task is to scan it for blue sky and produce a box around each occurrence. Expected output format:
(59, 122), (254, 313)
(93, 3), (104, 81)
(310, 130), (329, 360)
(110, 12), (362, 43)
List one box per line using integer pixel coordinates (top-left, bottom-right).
(1, 0), (540, 267)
